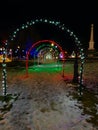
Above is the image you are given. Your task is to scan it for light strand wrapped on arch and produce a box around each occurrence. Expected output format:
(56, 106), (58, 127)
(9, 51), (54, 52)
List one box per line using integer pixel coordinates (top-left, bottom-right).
(9, 18), (85, 62)
(8, 18), (85, 95)
(26, 39), (65, 75)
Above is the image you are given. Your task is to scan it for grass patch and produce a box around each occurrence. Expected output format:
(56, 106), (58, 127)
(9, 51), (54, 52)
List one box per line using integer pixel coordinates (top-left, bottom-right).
(69, 89), (98, 127)
(0, 94), (19, 112)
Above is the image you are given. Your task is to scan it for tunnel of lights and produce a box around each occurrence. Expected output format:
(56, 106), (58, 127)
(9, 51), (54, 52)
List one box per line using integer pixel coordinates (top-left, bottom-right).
(29, 42), (61, 64)
(29, 41), (60, 59)
(28, 40), (62, 58)
(26, 39), (65, 75)
(7, 18), (85, 91)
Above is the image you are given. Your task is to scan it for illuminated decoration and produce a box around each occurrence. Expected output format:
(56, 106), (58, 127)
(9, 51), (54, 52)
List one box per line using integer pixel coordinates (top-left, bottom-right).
(29, 42), (60, 60)
(37, 48), (56, 64)
(8, 18), (85, 95)
(2, 40), (8, 97)
(26, 39), (65, 76)
(45, 53), (52, 59)
(59, 52), (64, 59)
(0, 55), (12, 62)
(69, 51), (80, 58)
(30, 42), (60, 65)
(70, 51), (75, 58)
(51, 43), (54, 46)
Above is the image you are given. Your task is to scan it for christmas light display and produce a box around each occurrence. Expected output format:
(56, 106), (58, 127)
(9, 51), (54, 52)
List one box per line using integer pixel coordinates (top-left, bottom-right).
(2, 40), (8, 97)
(25, 39), (65, 76)
(8, 18), (85, 95)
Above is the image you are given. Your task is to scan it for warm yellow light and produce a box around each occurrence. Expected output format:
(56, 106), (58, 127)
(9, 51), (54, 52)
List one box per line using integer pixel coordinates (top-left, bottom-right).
(0, 55), (12, 63)
(17, 46), (20, 49)
(51, 43), (54, 46)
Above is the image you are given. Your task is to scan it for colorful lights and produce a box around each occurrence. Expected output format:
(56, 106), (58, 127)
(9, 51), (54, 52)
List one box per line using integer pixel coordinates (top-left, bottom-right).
(0, 55), (12, 63)
(51, 43), (54, 46)
(8, 18), (85, 95)
(25, 39), (65, 76)
(2, 40), (8, 97)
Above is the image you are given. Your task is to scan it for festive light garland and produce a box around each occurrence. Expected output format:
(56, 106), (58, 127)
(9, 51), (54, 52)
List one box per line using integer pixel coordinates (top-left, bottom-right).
(8, 18), (85, 95)
(25, 39), (64, 76)
(2, 40), (8, 97)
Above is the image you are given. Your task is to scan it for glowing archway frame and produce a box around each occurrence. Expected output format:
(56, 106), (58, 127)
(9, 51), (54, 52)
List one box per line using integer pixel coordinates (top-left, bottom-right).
(34, 43), (60, 55)
(26, 39), (65, 75)
(36, 46), (59, 61)
(31, 44), (60, 65)
(9, 18), (85, 94)
(9, 18), (85, 60)
(31, 43), (60, 63)
(35, 47), (58, 65)
(29, 42), (60, 58)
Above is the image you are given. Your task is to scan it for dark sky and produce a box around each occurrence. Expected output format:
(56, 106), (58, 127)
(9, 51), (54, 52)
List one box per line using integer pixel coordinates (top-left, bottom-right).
(0, 0), (98, 50)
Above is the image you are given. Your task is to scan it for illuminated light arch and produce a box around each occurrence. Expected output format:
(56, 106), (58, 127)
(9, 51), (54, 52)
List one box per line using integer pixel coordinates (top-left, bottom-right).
(30, 42), (60, 64)
(29, 42), (59, 57)
(30, 42), (60, 62)
(8, 18), (85, 93)
(34, 43), (59, 55)
(36, 46), (58, 59)
(26, 39), (65, 75)
(9, 18), (85, 60)
(9, 18), (85, 62)
(37, 48), (55, 64)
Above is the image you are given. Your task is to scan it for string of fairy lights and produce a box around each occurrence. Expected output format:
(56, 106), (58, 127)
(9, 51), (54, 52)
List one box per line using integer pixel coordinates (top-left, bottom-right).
(4, 18), (85, 96)
(2, 40), (8, 97)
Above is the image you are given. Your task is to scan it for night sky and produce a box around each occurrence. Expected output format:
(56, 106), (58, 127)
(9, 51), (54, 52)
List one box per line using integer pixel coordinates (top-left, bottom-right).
(0, 0), (98, 50)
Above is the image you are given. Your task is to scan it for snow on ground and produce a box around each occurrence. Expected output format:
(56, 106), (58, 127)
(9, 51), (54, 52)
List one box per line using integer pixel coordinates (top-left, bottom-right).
(0, 71), (98, 130)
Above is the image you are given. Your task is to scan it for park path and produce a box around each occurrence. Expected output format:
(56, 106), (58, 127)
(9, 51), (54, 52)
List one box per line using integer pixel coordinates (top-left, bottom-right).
(0, 72), (97, 130)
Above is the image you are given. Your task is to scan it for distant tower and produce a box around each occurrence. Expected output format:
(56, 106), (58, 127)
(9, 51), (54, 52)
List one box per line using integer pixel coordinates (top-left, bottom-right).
(87, 24), (96, 57)
(88, 24), (95, 50)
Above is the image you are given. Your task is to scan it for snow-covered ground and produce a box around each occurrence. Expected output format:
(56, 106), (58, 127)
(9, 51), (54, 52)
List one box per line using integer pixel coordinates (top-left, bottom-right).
(0, 69), (97, 130)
